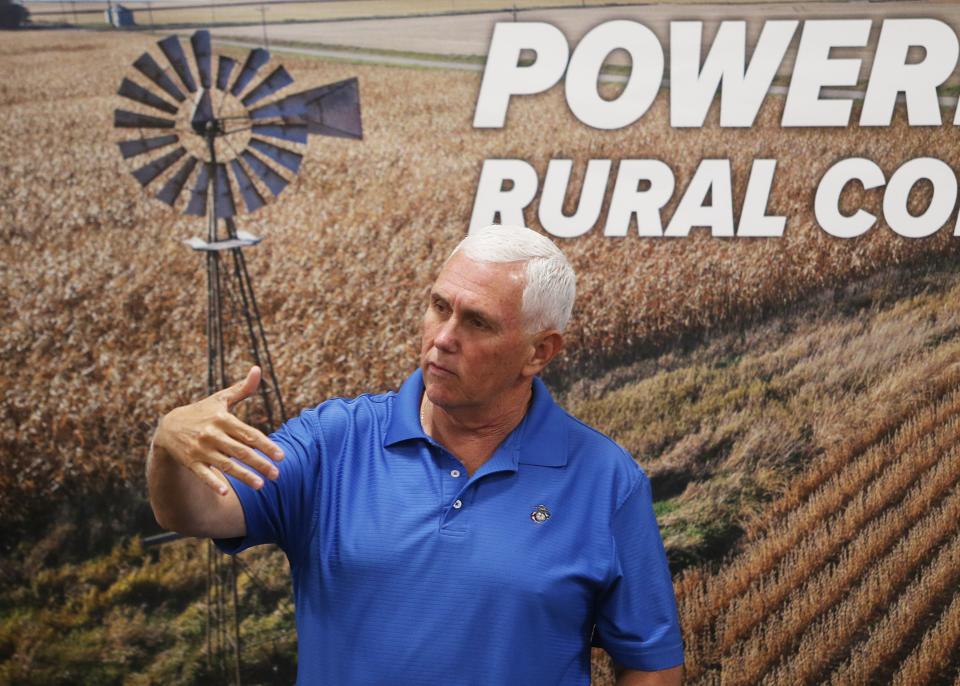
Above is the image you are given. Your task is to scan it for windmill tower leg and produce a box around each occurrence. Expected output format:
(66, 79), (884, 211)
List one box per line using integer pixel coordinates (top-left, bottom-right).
(201, 146), (286, 686)
(203, 145), (243, 686)
(226, 217), (287, 427)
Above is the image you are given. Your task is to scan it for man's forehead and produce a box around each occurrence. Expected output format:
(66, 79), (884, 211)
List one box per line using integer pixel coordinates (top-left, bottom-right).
(431, 254), (525, 311)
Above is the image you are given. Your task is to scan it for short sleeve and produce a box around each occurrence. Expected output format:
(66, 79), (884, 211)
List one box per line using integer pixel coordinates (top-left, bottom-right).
(592, 472), (685, 671)
(213, 407), (323, 566)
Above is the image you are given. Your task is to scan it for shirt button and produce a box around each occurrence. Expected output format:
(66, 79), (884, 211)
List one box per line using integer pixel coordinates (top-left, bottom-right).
(452, 499), (463, 509)
(450, 469), (461, 478)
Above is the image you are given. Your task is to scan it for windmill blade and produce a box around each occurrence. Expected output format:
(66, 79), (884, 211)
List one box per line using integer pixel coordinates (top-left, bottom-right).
(115, 108), (176, 129)
(158, 35), (197, 94)
(251, 123), (308, 145)
(216, 56), (236, 92)
(213, 163), (236, 219)
(131, 146), (186, 187)
(185, 163), (210, 216)
(248, 138), (302, 174)
(191, 30), (212, 89)
(230, 48), (270, 97)
(156, 155), (198, 206)
(241, 66), (293, 107)
(117, 134), (179, 159)
(229, 158), (265, 212)
(241, 149), (289, 197)
(133, 52), (185, 103)
(253, 78), (362, 139)
(118, 78), (179, 115)
(191, 89), (214, 134)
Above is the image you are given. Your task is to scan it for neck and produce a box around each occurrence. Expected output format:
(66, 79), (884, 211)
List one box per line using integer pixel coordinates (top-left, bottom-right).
(421, 383), (533, 466)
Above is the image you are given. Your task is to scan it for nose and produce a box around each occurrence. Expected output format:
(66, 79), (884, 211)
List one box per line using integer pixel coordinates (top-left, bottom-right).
(433, 315), (458, 353)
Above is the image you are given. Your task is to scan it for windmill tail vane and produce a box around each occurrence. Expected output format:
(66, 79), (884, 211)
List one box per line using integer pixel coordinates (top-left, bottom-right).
(114, 28), (362, 222)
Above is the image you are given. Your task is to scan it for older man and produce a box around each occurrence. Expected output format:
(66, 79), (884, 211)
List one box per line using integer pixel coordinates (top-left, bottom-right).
(148, 225), (684, 685)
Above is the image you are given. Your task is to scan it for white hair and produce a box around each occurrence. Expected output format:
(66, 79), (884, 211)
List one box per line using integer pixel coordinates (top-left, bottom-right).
(447, 224), (576, 334)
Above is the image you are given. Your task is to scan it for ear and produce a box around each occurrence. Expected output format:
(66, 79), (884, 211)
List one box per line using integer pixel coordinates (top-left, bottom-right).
(521, 330), (564, 377)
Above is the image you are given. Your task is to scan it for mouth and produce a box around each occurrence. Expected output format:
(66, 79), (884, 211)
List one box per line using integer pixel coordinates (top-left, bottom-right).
(426, 361), (456, 377)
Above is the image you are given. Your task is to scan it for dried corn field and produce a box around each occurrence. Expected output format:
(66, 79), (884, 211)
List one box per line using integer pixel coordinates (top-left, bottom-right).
(574, 262), (960, 684)
(4, 27), (960, 685)
(675, 373), (960, 684)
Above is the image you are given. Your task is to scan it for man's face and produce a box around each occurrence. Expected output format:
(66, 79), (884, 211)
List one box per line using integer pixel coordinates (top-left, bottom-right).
(420, 252), (534, 412)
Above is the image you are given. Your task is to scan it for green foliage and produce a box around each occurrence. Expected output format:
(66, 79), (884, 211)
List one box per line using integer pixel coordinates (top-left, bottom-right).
(0, 538), (296, 685)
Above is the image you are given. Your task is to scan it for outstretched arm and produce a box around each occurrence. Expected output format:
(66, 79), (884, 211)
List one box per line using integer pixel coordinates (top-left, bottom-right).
(147, 365), (285, 539)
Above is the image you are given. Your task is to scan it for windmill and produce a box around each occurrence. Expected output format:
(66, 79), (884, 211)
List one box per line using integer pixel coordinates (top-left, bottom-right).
(114, 29), (362, 682)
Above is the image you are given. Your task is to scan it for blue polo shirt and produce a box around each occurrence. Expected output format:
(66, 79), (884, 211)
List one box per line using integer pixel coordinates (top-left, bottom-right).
(216, 369), (684, 684)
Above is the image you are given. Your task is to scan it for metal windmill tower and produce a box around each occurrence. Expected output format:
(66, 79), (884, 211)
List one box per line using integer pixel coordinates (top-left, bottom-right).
(114, 30), (362, 682)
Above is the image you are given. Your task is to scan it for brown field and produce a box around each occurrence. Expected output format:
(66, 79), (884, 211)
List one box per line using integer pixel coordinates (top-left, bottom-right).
(676, 377), (960, 684)
(28, 0), (960, 85)
(4, 27), (958, 527)
(3, 27), (960, 684)
(209, 0), (960, 87)
(25, 0), (623, 26)
(25, 0), (896, 25)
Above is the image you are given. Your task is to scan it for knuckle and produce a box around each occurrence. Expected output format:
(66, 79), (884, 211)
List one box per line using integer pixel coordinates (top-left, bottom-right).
(197, 427), (217, 444)
(216, 459), (238, 478)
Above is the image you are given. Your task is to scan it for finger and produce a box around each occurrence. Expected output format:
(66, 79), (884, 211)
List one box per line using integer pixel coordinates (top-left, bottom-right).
(216, 365), (262, 410)
(220, 413), (285, 462)
(188, 461), (232, 496)
(216, 432), (280, 481)
(211, 451), (267, 490)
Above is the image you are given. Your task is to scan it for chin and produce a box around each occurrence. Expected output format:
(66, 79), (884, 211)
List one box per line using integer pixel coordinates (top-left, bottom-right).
(424, 382), (461, 410)
(424, 383), (449, 404)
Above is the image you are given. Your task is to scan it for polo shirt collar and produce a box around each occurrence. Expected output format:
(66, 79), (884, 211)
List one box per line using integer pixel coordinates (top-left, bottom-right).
(383, 368), (568, 468)
(383, 368), (429, 446)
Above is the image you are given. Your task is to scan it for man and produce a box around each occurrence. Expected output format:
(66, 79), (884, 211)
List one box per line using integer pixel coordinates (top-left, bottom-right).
(148, 225), (684, 685)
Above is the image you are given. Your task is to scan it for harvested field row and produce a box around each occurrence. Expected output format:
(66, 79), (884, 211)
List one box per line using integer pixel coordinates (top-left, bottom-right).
(718, 432), (960, 659)
(831, 523), (960, 686)
(683, 415), (960, 681)
(760, 497), (960, 685)
(677, 375), (960, 641)
(891, 589), (960, 686)
(670, 338), (960, 685)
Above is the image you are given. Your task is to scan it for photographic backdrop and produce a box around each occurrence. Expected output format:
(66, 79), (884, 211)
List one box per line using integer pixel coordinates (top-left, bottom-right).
(3, 1), (960, 683)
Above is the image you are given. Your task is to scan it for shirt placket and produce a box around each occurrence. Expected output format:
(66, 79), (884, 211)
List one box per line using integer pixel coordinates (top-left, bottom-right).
(436, 447), (470, 533)
(438, 442), (520, 534)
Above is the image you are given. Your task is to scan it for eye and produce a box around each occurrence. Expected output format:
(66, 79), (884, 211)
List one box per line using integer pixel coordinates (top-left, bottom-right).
(431, 297), (448, 313)
(470, 317), (488, 329)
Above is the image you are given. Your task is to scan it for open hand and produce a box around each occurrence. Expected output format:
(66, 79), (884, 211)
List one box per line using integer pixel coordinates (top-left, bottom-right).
(153, 365), (285, 495)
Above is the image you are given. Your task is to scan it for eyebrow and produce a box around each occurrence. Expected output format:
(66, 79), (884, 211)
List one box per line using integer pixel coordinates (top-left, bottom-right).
(430, 290), (499, 328)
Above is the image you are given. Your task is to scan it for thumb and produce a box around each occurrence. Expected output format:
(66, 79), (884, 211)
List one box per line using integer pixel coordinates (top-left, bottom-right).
(219, 365), (261, 410)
